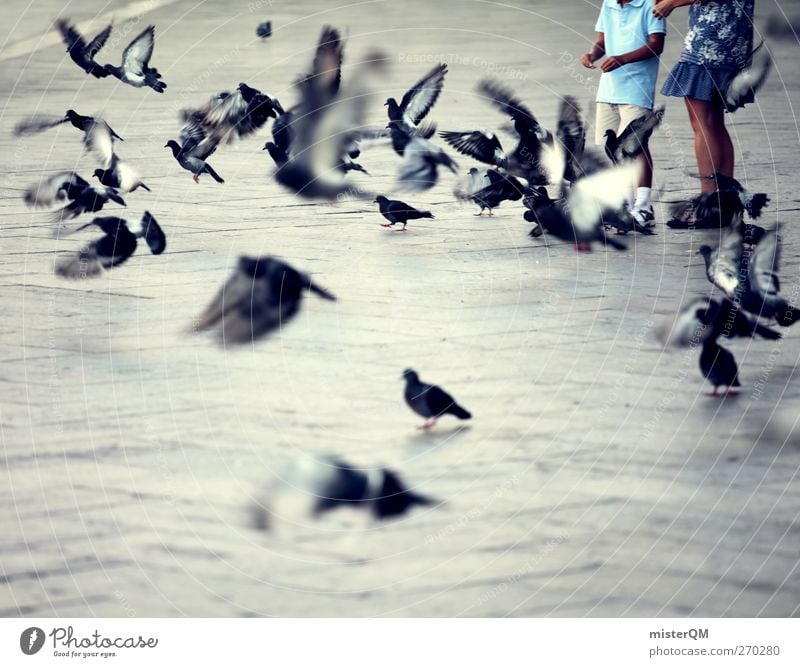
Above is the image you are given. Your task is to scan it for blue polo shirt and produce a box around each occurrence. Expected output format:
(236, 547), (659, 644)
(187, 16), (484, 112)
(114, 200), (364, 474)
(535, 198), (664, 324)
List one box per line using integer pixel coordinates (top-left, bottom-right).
(595, 0), (666, 109)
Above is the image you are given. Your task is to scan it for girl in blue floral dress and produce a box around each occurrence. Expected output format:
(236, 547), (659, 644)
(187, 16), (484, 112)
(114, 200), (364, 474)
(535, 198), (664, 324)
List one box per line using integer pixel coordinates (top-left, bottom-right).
(654, 0), (755, 195)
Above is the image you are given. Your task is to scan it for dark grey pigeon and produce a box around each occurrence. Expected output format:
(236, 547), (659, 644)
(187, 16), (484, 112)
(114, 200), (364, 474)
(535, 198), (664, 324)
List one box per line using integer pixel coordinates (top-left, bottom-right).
(402, 368), (471, 429)
(103, 26), (166, 92)
(193, 256), (335, 345)
(55, 211), (165, 278)
(56, 19), (111, 78)
(439, 130), (507, 169)
(375, 195), (433, 231)
(24, 171), (126, 220)
(256, 21), (272, 39)
(165, 140), (224, 183)
(252, 455), (435, 529)
(700, 339), (740, 396)
(456, 168), (525, 216)
(722, 41), (772, 112)
(696, 212), (745, 298)
(604, 106), (664, 164)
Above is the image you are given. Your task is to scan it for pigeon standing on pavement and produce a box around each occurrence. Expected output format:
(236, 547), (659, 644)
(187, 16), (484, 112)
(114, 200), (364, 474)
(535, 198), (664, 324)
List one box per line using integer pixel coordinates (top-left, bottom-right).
(699, 339), (741, 396)
(374, 196), (433, 231)
(402, 369), (471, 429)
(55, 211), (166, 278)
(104, 26), (167, 92)
(56, 19), (111, 78)
(193, 256), (336, 345)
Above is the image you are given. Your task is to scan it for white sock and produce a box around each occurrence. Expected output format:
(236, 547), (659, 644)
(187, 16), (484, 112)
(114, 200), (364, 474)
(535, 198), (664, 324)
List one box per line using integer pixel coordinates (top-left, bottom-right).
(634, 187), (652, 210)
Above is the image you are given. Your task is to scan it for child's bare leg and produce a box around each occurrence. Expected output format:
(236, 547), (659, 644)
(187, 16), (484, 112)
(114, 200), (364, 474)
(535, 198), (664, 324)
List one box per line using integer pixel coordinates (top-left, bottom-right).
(638, 145), (653, 188)
(710, 101), (734, 177)
(685, 97), (725, 193)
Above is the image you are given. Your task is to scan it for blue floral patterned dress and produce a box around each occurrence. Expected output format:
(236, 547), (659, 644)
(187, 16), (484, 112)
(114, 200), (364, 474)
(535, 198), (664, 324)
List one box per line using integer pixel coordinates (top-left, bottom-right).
(661, 0), (755, 102)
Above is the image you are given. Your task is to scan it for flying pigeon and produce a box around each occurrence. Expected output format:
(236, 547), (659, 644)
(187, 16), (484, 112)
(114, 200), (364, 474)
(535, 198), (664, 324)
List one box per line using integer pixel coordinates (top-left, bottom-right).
(24, 171), (126, 220)
(394, 135), (458, 192)
(439, 130), (507, 169)
(739, 229), (799, 325)
(103, 26), (166, 92)
(696, 212), (745, 298)
(374, 195), (433, 231)
(55, 211), (165, 278)
(252, 455), (435, 529)
(14, 110), (123, 163)
(700, 339), (741, 396)
(273, 34), (386, 199)
(402, 368), (471, 429)
(56, 19), (111, 78)
(658, 296), (781, 348)
(386, 63), (447, 155)
(722, 41), (772, 112)
(525, 161), (641, 250)
(604, 106), (664, 164)
(193, 256), (336, 345)
(164, 139), (224, 183)
(668, 173), (768, 228)
(93, 153), (150, 193)
(455, 168), (525, 216)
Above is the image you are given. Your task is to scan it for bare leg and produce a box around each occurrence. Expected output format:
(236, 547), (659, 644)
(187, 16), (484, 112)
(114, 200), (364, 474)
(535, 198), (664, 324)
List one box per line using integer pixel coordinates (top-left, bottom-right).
(638, 145), (653, 189)
(685, 97), (730, 193)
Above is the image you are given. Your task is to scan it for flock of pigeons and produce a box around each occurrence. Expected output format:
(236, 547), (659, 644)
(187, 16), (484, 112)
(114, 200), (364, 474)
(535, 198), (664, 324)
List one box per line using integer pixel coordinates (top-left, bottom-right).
(15, 18), (781, 522)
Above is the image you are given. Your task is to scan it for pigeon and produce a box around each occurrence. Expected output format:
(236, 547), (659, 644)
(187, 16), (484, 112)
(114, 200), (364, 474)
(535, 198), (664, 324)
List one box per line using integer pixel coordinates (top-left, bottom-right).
(668, 172), (768, 227)
(164, 140), (224, 183)
(439, 130), (507, 169)
(525, 161), (641, 250)
(699, 339), (740, 396)
(402, 369), (471, 429)
(455, 168), (525, 216)
(256, 21), (272, 39)
(103, 26), (166, 92)
(476, 79), (554, 184)
(93, 153), (150, 193)
(658, 296), (781, 348)
(696, 212), (745, 298)
(394, 135), (458, 192)
(180, 83), (280, 147)
(14, 110), (123, 163)
(251, 455), (435, 529)
(273, 34), (387, 199)
(374, 196), (433, 231)
(555, 95), (609, 182)
(739, 229), (799, 325)
(55, 211), (165, 278)
(193, 256), (336, 345)
(604, 106), (665, 164)
(56, 19), (111, 78)
(386, 63), (447, 155)
(722, 41), (772, 112)
(24, 171), (126, 220)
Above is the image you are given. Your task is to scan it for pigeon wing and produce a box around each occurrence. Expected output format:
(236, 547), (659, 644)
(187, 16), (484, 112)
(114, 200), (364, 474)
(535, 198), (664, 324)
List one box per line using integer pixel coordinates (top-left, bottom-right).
(439, 130), (505, 167)
(24, 171), (89, 207)
(14, 114), (69, 136)
(121, 25), (155, 74)
(748, 229), (781, 298)
(86, 24), (112, 59)
(399, 63), (447, 125)
(568, 160), (641, 233)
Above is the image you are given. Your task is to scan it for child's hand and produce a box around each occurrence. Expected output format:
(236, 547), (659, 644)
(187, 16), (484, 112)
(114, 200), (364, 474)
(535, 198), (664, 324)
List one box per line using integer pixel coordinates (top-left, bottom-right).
(600, 55), (626, 72)
(580, 53), (596, 69)
(653, 0), (675, 18)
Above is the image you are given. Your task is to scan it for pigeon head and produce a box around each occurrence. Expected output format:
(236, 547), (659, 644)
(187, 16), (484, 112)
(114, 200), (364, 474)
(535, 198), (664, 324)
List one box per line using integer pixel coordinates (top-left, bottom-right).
(374, 195), (388, 205)
(468, 167), (479, 175)
(91, 168), (103, 180)
(402, 368), (419, 383)
(372, 470), (434, 519)
(604, 129), (617, 141)
(65, 109), (78, 121)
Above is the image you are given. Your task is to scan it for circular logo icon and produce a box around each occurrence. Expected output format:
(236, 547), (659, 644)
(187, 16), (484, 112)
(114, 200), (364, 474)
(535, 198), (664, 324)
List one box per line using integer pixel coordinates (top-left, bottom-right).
(20, 627), (45, 655)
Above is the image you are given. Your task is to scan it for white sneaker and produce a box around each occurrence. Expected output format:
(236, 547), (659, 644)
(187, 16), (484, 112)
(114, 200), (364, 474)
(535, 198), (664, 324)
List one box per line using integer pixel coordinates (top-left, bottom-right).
(631, 206), (655, 228)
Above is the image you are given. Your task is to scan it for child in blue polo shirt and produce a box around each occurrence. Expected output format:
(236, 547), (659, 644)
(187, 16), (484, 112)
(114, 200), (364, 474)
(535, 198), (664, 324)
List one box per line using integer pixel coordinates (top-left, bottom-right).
(581, 0), (666, 225)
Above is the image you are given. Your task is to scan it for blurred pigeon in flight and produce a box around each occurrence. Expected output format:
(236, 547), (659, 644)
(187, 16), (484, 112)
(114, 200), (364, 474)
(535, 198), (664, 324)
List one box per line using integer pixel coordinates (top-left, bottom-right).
(193, 256), (336, 345)
(56, 19), (111, 78)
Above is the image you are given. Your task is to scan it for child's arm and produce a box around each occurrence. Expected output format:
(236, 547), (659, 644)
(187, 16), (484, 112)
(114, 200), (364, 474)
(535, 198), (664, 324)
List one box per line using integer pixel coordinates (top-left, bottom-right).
(581, 33), (606, 69)
(599, 33), (665, 72)
(653, 0), (705, 19)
